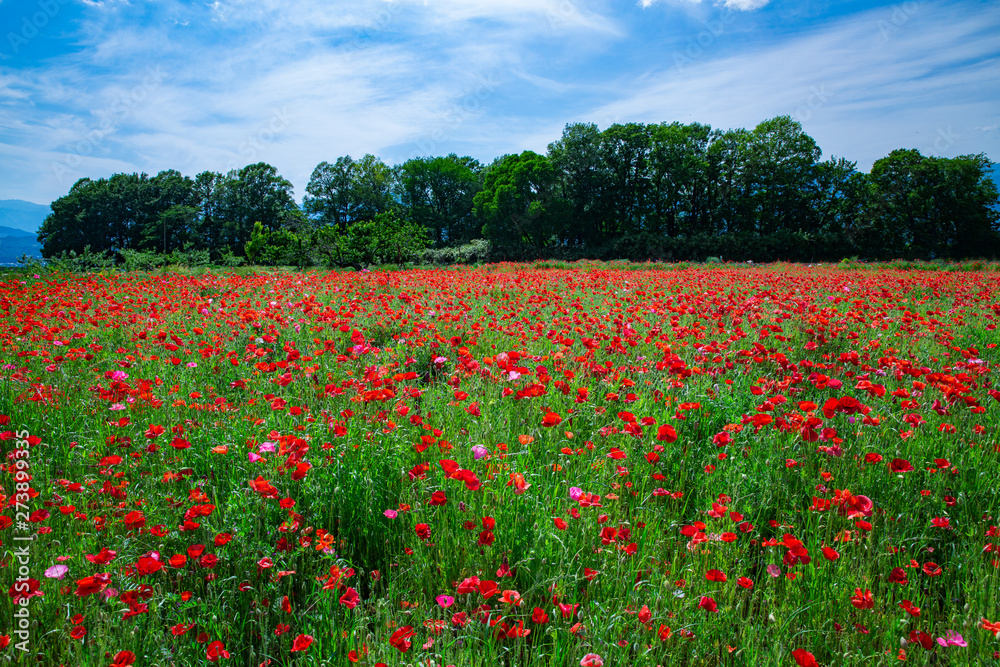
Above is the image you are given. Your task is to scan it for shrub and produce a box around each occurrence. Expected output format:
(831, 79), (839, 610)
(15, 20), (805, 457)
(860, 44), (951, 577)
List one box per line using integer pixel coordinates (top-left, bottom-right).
(421, 239), (491, 265)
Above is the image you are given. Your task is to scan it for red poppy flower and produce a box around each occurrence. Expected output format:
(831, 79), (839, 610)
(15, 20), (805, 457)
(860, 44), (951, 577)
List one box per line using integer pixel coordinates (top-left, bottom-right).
(340, 587), (360, 609)
(888, 458), (914, 473)
(456, 576), (480, 594)
(74, 573), (111, 597)
(698, 596), (718, 612)
(136, 556), (163, 575)
(850, 588), (873, 609)
(908, 630), (934, 650)
(656, 424), (677, 442)
(122, 511), (145, 531)
(507, 472), (531, 495)
(110, 651), (136, 667)
(388, 625), (414, 652)
(290, 634), (314, 653)
(479, 580), (498, 600)
(85, 548), (118, 565)
(558, 602), (580, 618)
(206, 640), (230, 662)
(878, 570), (904, 590)
(792, 648), (819, 667)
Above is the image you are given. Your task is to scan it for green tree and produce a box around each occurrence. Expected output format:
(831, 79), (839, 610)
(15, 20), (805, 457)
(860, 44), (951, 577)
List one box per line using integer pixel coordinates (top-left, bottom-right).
(215, 162), (301, 254)
(40, 171), (196, 258)
(352, 154), (397, 222)
(806, 157), (867, 235)
(598, 123), (653, 239)
(474, 151), (566, 259)
(398, 154), (482, 247)
(189, 171), (225, 254)
(938, 154), (999, 258)
(39, 178), (104, 258)
(548, 122), (604, 248)
(647, 121), (713, 237)
(303, 157), (354, 228)
(311, 211), (428, 268)
(303, 154), (396, 229)
(745, 116), (822, 234)
(140, 170), (196, 253)
(869, 150), (999, 259)
(706, 127), (753, 235)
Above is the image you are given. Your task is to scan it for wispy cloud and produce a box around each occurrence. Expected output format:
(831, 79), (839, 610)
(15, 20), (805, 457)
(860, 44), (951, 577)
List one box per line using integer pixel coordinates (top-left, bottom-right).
(0, 0), (623, 201)
(0, 0), (995, 205)
(640, 0), (772, 11)
(587, 1), (1000, 167)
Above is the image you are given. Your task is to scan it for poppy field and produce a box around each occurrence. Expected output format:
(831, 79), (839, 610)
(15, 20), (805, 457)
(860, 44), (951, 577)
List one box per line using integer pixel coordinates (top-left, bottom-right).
(2, 263), (1000, 667)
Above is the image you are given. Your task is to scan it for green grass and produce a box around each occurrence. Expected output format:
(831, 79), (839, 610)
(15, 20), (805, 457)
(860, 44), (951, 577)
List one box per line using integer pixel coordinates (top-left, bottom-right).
(1, 264), (999, 666)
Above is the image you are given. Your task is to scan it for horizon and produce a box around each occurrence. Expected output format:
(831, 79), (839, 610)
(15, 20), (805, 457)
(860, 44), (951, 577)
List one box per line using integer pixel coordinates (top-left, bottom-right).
(1, 0), (998, 207)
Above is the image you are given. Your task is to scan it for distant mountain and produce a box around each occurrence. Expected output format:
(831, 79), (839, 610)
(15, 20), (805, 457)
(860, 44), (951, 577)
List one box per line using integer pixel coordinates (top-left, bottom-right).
(0, 225), (34, 237)
(991, 163), (1000, 212)
(0, 199), (49, 235)
(0, 235), (42, 264)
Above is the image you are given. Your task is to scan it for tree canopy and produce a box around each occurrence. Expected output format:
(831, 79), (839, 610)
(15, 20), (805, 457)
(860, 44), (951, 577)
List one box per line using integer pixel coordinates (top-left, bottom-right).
(39, 116), (999, 264)
(40, 163), (300, 261)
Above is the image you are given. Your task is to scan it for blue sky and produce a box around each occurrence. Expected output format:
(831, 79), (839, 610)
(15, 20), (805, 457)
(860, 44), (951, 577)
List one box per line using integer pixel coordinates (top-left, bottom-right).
(0, 0), (997, 207)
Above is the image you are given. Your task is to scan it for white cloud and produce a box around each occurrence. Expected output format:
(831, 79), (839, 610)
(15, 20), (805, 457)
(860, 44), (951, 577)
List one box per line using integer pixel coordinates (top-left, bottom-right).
(721, 0), (770, 9)
(585, 1), (1000, 168)
(0, 0), (996, 206)
(640, 0), (772, 11)
(0, 0), (622, 203)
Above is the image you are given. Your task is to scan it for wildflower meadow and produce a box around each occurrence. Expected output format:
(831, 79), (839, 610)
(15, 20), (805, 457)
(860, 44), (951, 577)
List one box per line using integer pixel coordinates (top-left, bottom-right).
(2, 263), (999, 667)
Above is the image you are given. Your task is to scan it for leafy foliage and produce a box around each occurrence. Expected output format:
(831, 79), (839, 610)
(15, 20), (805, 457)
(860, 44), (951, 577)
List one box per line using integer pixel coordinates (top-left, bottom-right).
(4, 266), (1000, 666)
(247, 212), (429, 268)
(36, 117), (1000, 265)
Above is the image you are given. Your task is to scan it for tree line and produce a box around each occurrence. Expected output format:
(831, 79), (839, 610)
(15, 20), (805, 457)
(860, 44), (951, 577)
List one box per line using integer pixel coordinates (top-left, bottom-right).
(39, 115), (999, 265)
